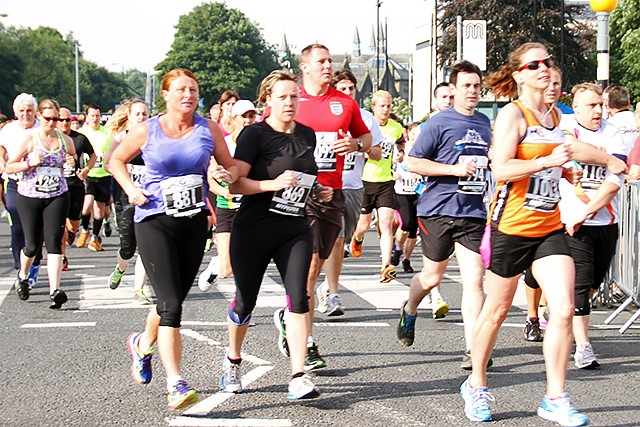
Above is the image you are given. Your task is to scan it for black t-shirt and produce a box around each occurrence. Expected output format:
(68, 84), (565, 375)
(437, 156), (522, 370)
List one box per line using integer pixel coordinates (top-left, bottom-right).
(65, 130), (95, 184)
(233, 120), (318, 226)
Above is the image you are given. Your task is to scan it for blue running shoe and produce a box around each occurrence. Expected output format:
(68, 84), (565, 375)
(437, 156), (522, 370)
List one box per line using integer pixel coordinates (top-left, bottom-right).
(537, 393), (589, 427)
(167, 379), (198, 410)
(28, 264), (40, 289)
(460, 375), (494, 422)
(126, 332), (153, 385)
(397, 300), (417, 346)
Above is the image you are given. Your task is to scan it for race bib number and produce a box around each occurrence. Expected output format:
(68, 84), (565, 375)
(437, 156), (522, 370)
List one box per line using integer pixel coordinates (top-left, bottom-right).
(160, 174), (205, 217)
(34, 167), (62, 193)
(457, 156), (488, 194)
(92, 155), (103, 169)
(524, 167), (562, 212)
(380, 139), (395, 160)
(579, 163), (606, 190)
(269, 171), (316, 217)
(343, 151), (357, 171)
(129, 165), (146, 188)
(400, 173), (422, 193)
(63, 160), (76, 178)
(314, 132), (337, 171)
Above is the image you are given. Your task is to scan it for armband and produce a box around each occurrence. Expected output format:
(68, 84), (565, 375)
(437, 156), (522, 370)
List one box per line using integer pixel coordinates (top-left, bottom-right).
(25, 158), (31, 169)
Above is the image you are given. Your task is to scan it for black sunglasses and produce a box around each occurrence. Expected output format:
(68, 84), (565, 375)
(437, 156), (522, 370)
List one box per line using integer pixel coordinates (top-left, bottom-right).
(41, 116), (59, 122)
(518, 58), (553, 71)
(58, 118), (71, 123)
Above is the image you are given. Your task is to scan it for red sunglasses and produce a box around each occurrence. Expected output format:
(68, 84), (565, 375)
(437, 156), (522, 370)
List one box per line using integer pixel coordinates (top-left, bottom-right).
(518, 58), (553, 71)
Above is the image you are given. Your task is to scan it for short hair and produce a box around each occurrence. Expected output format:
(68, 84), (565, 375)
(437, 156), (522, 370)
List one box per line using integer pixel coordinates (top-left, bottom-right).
(450, 60), (483, 86)
(300, 43), (330, 64)
(371, 90), (392, 105)
(433, 82), (449, 97)
(219, 89), (239, 106)
(606, 84), (630, 109)
(13, 93), (38, 114)
(332, 69), (357, 87)
(161, 68), (198, 92)
(85, 104), (101, 114)
(571, 82), (603, 98)
(38, 99), (60, 114)
(257, 69), (299, 104)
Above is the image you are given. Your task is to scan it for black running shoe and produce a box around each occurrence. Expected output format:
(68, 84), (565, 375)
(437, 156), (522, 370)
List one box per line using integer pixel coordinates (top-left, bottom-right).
(49, 289), (68, 309)
(397, 300), (417, 346)
(15, 276), (30, 301)
(390, 248), (403, 266)
(304, 343), (326, 371)
(523, 317), (544, 342)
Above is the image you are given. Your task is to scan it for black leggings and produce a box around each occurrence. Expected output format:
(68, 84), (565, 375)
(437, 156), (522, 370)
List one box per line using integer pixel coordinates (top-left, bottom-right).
(230, 219), (312, 316)
(135, 211), (208, 328)
(116, 193), (137, 260)
(395, 193), (419, 238)
(16, 192), (69, 257)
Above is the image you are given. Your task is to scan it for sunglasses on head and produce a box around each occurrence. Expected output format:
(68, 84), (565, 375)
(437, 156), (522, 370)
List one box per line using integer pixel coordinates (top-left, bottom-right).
(41, 116), (59, 122)
(58, 118), (71, 122)
(518, 58), (553, 71)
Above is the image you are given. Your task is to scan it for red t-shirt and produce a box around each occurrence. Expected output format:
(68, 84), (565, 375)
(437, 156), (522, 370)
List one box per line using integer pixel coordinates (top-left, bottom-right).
(627, 134), (640, 167)
(295, 85), (370, 189)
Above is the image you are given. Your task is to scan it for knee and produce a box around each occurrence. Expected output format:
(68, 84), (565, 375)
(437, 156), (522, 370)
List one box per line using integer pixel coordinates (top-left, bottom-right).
(228, 305), (252, 326)
(157, 301), (183, 328)
(119, 244), (136, 261)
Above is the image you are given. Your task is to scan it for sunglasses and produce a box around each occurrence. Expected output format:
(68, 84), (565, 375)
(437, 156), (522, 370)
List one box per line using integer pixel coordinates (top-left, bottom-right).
(518, 58), (553, 71)
(57, 118), (71, 122)
(41, 116), (60, 122)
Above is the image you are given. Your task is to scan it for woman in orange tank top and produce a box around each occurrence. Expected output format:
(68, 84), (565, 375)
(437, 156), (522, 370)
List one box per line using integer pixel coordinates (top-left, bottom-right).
(459, 43), (589, 427)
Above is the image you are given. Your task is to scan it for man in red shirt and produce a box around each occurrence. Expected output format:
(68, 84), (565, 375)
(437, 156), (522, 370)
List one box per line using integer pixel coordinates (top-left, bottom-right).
(274, 44), (372, 371)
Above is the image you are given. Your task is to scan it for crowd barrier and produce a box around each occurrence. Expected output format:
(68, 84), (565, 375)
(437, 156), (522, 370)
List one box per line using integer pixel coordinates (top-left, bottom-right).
(603, 180), (640, 333)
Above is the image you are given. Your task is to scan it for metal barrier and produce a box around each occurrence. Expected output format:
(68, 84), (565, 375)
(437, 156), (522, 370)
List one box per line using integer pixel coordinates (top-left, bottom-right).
(604, 180), (640, 333)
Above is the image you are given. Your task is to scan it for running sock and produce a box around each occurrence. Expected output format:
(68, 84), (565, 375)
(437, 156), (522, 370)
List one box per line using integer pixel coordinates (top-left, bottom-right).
(92, 218), (103, 236)
(18, 271), (28, 281)
(329, 293), (339, 299)
(307, 336), (315, 346)
(138, 336), (152, 354)
(80, 214), (91, 231)
(292, 372), (305, 379)
(166, 375), (183, 392)
(227, 355), (242, 365)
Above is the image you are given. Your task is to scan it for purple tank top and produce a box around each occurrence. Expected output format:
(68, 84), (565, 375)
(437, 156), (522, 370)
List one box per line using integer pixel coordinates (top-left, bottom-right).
(19, 129), (69, 198)
(134, 115), (215, 222)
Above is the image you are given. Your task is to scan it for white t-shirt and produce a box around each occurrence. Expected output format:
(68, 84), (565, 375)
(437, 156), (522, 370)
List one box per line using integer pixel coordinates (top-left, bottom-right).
(606, 110), (639, 154)
(342, 108), (384, 190)
(559, 115), (628, 226)
(0, 120), (39, 180)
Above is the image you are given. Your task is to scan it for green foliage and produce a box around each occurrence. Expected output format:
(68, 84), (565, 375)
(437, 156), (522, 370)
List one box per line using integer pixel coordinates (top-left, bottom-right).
(363, 95), (412, 124)
(610, 0), (640, 103)
(156, 2), (280, 108)
(438, 0), (596, 92)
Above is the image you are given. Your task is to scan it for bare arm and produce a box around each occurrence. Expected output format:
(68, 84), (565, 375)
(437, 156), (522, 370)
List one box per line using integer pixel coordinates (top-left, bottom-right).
(565, 181), (621, 235)
(110, 123), (149, 206)
(5, 133), (40, 174)
(228, 160), (298, 195)
(104, 131), (126, 173)
(567, 134), (627, 174)
(207, 120), (239, 187)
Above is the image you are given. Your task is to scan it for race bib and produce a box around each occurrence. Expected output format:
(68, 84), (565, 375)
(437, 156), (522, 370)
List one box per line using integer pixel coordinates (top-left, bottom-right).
(343, 151), (357, 171)
(524, 167), (562, 212)
(269, 171), (316, 217)
(579, 162), (606, 190)
(400, 173), (422, 193)
(34, 167), (62, 193)
(458, 156), (488, 194)
(92, 155), (104, 169)
(314, 132), (338, 171)
(130, 165), (146, 188)
(160, 174), (205, 217)
(63, 160), (76, 178)
(380, 139), (395, 160)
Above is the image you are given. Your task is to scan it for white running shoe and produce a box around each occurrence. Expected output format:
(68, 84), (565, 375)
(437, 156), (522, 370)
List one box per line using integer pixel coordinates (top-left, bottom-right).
(220, 355), (243, 393)
(326, 294), (344, 316)
(198, 256), (219, 292)
(316, 281), (329, 313)
(287, 375), (319, 400)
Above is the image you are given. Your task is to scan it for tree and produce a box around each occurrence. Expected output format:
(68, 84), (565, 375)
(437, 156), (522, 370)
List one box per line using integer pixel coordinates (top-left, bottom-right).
(0, 24), (24, 115)
(156, 2), (281, 109)
(610, 0), (640, 102)
(363, 96), (412, 124)
(438, 0), (596, 93)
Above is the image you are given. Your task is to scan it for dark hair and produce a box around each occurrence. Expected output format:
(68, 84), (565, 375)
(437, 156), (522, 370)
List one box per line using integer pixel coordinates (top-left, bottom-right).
(219, 89), (239, 106)
(450, 60), (483, 86)
(332, 69), (357, 86)
(85, 104), (100, 114)
(606, 84), (630, 109)
(433, 82), (449, 97)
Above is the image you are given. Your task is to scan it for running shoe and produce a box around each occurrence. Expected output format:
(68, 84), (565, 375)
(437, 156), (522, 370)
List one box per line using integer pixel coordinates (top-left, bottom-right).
(49, 289), (68, 309)
(66, 229), (76, 246)
(402, 258), (414, 273)
(273, 308), (290, 357)
(379, 265), (396, 283)
(574, 343), (600, 370)
(537, 393), (589, 426)
(109, 266), (125, 290)
(316, 281), (329, 313)
(288, 375), (320, 400)
(304, 343), (326, 371)
(126, 332), (153, 385)
(221, 355), (243, 393)
(524, 317), (544, 342)
(538, 305), (549, 329)
(397, 300), (416, 346)
(198, 256), (219, 292)
(350, 235), (363, 258)
(326, 294), (344, 317)
(432, 297), (449, 319)
(461, 350), (493, 371)
(460, 375), (494, 422)
(167, 379), (199, 410)
(28, 264), (40, 289)
(133, 289), (151, 305)
(62, 256), (69, 271)
(204, 238), (213, 252)
(15, 276), (30, 301)
(390, 247), (403, 266)
(88, 236), (103, 252)
(76, 230), (89, 248)
(103, 219), (112, 237)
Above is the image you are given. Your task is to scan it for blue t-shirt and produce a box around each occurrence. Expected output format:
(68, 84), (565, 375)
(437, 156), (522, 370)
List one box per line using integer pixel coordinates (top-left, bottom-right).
(409, 108), (492, 219)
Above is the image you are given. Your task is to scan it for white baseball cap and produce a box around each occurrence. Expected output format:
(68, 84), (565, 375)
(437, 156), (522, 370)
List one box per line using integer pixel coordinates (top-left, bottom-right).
(232, 100), (258, 117)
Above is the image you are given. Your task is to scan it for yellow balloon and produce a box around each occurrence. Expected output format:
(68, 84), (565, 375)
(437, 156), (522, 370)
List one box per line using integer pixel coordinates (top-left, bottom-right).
(590, 0), (618, 12)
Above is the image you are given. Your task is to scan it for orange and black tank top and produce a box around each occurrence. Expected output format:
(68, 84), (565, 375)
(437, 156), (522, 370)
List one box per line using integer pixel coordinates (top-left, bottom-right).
(488, 100), (565, 238)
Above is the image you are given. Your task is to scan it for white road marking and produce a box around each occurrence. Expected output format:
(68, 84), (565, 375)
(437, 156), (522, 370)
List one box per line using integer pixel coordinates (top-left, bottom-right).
(337, 275), (433, 311)
(21, 322), (96, 328)
(215, 275), (286, 308)
(168, 417), (291, 427)
(77, 275), (153, 309)
(315, 321), (389, 327)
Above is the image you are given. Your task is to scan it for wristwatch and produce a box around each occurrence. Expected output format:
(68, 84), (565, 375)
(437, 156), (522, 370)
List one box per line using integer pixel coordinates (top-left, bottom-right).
(356, 139), (364, 152)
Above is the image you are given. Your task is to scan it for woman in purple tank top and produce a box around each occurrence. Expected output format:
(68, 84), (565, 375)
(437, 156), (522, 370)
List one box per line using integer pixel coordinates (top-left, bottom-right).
(110, 68), (238, 410)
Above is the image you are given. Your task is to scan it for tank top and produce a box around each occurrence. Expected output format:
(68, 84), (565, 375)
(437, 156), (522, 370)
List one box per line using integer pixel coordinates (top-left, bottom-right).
(134, 115), (215, 222)
(216, 134), (242, 210)
(488, 100), (565, 238)
(19, 129), (69, 198)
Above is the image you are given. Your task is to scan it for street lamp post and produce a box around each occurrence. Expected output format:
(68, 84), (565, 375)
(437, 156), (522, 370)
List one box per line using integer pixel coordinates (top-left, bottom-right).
(376, 0), (382, 91)
(590, 0), (618, 89)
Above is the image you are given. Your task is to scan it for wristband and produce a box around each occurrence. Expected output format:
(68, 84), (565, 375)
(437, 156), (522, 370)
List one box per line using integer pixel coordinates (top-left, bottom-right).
(25, 158), (31, 169)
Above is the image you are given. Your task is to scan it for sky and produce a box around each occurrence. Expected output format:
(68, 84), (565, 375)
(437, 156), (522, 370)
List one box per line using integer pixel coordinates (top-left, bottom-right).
(1, 0), (433, 73)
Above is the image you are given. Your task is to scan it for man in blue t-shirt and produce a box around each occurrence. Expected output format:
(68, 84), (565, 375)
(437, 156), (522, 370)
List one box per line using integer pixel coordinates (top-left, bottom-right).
(396, 61), (492, 371)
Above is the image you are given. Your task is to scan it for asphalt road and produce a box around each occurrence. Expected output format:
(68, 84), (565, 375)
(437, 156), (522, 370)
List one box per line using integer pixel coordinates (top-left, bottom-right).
(0, 216), (639, 427)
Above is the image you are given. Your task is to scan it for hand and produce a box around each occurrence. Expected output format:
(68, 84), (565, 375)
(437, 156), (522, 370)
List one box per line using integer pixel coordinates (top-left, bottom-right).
(273, 170), (298, 191)
(76, 168), (89, 180)
(562, 166), (582, 185)
(607, 155), (628, 175)
(546, 143), (572, 167)
(211, 165), (233, 184)
(332, 129), (357, 155)
(565, 211), (587, 236)
(127, 187), (152, 206)
(65, 154), (75, 167)
(316, 184), (333, 203)
(454, 157), (477, 177)
(27, 152), (43, 168)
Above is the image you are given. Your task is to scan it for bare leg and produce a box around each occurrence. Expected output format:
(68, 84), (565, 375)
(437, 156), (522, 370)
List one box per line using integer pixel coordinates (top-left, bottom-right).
(324, 236), (344, 295)
(455, 243), (485, 351)
(377, 207), (396, 267)
(46, 253), (63, 293)
(216, 232), (233, 278)
(286, 312), (308, 374)
(157, 326), (183, 378)
(305, 253), (325, 336)
(227, 322), (249, 359)
(404, 255), (448, 316)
